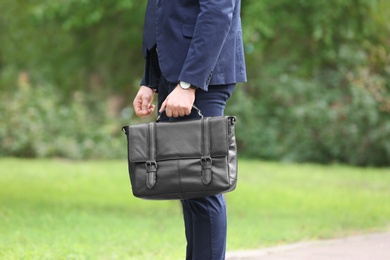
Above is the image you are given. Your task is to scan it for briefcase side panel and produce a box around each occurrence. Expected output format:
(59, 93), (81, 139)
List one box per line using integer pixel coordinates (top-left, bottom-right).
(128, 124), (149, 162)
(227, 119), (238, 186)
(209, 117), (229, 156)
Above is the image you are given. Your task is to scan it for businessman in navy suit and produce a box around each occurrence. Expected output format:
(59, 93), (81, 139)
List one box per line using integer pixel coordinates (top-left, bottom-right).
(133, 0), (246, 259)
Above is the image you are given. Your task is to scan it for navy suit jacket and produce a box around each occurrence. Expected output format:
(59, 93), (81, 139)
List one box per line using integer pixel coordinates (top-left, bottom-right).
(141, 0), (247, 91)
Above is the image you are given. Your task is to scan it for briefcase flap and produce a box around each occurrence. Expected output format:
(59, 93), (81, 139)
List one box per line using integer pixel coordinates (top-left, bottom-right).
(125, 116), (234, 162)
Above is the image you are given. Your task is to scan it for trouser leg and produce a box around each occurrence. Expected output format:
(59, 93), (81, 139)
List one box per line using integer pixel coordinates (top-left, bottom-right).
(181, 195), (227, 260)
(182, 200), (194, 260)
(157, 77), (235, 260)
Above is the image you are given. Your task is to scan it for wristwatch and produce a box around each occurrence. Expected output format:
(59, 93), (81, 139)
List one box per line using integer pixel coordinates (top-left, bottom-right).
(180, 81), (195, 90)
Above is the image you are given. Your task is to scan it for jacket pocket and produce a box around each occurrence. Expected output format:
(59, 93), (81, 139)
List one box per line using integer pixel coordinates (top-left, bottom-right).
(181, 24), (195, 38)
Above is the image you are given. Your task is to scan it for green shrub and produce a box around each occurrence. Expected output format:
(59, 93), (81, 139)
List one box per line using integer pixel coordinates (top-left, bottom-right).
(228, 70), (390, 166)
(0, 81), (126, 159)
(229, 0), (390, 166)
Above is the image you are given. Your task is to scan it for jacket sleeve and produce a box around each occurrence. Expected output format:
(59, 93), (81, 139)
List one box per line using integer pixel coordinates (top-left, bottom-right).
(140, 47), (160, 91)
(140, 73), (147, 86)
(178, 0), (236, 90)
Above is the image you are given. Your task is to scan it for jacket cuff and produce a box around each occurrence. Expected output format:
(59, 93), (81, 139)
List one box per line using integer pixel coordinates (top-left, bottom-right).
(178, 71), (212, 91)
(140, 74), (147, 86)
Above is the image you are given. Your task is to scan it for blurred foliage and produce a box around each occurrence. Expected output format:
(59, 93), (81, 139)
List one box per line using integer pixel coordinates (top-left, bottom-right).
(0, 0), (144, 96)
(228, 75), (390, 166)
(1, 0), (390, 164)
(0, 75), (126, 159)
(233, 0), (390, 166)
(242, 0), (390, 75)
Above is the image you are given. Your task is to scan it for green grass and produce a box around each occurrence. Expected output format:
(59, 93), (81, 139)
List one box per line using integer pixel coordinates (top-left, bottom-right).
(0, 158), (389, 259)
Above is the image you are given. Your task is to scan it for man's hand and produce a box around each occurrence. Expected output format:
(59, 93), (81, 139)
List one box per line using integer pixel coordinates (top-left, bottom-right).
(160, 84), (196, 117)
(133, 86), (156, 117)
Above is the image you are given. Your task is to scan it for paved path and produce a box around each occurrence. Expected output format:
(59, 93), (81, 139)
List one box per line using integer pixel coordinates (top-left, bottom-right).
(226, 231), (390, 260)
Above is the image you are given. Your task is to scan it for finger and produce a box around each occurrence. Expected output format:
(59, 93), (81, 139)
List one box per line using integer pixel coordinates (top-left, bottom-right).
(149, 104), (155, 112)
(172, 108), (179, 118)
(179, 109), (186, 117)
(185, 106), (192, 116)
(159, 99), (167, 113)
(133, 96), (143, 116)
(165, 107), (172, 117)
(141, 96), (150, 114)
(141, 105), (154, 116)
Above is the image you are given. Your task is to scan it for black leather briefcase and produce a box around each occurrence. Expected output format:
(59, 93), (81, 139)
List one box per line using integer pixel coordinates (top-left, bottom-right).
(122, 107), (238, 200)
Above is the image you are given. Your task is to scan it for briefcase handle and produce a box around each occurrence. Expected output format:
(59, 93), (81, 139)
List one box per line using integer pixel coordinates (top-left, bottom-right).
(156, 105), (203, 122)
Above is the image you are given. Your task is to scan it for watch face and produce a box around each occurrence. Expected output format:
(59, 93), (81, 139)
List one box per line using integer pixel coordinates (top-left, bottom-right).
(180, 81), (191, 89)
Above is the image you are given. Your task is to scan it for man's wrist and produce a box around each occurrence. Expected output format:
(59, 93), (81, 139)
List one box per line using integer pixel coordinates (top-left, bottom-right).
(141, 85), (157, 92)
(179, 81), (197, 90)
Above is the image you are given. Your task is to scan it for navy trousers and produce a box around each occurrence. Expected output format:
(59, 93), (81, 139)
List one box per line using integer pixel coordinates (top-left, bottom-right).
(157, 77), (235, 260)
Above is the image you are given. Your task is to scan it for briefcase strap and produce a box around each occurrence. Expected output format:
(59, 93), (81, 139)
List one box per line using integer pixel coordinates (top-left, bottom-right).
(156, 105), (203, 122)
(201, 118), (212, 185)
(146, 122), (157, 189)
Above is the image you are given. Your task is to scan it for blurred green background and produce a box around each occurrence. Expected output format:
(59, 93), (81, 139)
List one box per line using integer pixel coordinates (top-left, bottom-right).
(1, 0), (390, 165)
(1, 1), (390, 259)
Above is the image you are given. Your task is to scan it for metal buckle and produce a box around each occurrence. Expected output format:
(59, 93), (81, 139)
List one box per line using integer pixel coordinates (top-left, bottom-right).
(201, 157), (212, 168)
(145, 161), (157, 171)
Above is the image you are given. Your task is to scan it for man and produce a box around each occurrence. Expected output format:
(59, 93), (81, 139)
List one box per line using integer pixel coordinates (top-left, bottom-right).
(133, 0), (246, 259)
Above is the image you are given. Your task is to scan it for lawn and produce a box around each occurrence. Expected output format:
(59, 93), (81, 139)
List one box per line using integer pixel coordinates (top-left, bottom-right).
(0, 158), (389, 259)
